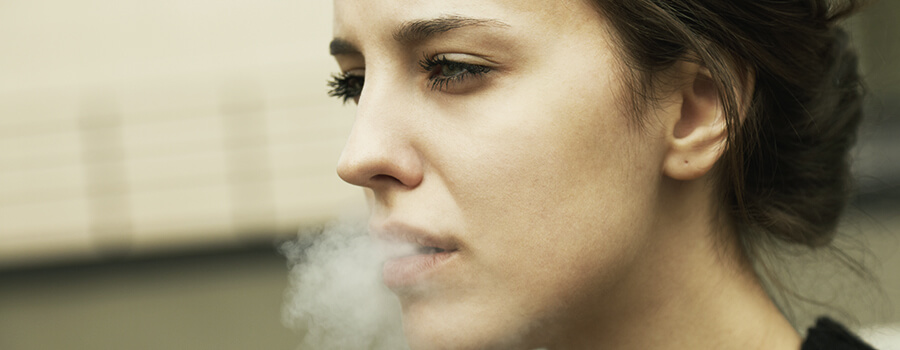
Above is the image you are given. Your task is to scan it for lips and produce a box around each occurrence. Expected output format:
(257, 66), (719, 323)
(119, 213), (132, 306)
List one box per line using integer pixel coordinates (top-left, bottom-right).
(371, 222), (459, 289)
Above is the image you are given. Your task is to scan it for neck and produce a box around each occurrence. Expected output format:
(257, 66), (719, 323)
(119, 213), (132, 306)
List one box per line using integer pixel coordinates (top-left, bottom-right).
(553, 178), (802, 350)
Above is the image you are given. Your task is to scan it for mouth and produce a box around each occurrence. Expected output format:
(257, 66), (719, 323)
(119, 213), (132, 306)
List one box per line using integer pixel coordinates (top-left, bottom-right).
(381, 247), (457, 290)
(416, 245), (447, 255)
(372, 224), (460, 290)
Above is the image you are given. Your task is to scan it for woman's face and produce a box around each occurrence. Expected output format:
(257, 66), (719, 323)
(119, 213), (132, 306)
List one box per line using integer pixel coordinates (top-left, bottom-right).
(332, 0), (670, 348)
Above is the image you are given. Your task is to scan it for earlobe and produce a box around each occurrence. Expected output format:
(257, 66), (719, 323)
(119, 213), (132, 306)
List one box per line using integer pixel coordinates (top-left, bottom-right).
(663, 63), (729, 181)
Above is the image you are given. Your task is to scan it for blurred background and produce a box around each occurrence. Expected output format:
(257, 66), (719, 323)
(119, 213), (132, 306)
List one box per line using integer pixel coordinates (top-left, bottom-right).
(0, 1), (897, 349)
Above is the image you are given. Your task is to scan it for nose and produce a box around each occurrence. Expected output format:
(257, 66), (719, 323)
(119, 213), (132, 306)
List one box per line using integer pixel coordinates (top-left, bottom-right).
(336, 83), (424, 190)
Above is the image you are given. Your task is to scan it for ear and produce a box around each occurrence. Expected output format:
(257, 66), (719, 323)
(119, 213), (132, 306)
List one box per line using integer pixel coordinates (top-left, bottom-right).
(662, 62), (728, 181)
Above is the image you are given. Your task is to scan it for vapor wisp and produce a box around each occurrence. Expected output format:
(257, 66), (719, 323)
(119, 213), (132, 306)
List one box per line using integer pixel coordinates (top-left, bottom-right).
(281, 218), (412, 350)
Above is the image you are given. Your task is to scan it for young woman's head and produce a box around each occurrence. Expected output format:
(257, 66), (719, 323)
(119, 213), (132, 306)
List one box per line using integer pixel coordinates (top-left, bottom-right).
(328, 0), (862, 349)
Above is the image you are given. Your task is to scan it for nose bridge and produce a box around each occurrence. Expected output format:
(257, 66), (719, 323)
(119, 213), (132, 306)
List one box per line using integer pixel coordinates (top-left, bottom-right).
(336, 71), (423, 189)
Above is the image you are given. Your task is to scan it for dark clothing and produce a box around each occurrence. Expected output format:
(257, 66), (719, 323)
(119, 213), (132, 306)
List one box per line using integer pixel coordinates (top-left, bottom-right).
(802, 317), (877, 350)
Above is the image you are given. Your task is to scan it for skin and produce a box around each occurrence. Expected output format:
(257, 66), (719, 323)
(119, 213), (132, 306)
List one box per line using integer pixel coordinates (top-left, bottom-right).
(331, 0), (803, 349)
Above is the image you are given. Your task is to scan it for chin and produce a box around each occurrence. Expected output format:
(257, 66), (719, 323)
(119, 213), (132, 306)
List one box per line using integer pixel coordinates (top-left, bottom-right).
(400, 300), (543, 350)
(403, 328), (531, 350)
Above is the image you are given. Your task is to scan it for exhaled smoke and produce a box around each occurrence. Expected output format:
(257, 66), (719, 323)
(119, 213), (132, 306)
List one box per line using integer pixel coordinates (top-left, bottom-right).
(281, 218), (411, 350)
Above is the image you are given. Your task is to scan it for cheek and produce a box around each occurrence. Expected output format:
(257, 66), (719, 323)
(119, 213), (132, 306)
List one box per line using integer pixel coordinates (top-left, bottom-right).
(449, 57), (658, 244)
(442, 58), (662, 286)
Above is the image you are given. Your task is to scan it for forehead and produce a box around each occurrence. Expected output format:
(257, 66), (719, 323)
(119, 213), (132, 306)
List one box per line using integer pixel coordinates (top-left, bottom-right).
(332, 0), (603, 44)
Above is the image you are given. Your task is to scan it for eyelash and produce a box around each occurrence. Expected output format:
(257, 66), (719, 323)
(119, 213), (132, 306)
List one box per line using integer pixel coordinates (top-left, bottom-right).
(418, 54), (492, 92)
(327, 73), (364, 103)
(327, 54), (492, 102)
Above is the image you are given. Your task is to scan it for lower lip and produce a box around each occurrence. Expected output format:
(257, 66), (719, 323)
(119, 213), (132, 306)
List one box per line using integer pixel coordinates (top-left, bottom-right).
(382, 251), (455, 289)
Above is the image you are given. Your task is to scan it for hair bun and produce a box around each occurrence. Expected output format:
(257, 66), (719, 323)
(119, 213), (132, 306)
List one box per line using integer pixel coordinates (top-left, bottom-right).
(742, 21), (864, 248)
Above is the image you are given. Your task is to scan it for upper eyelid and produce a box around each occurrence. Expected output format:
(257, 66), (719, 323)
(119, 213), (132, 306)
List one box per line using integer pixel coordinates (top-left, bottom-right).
(336, 66), (365, 76)
(335, 49), (498, 72)
(419, 55), (498, 76)
(332, 52), (366, 74)
(422, 51), (499, 64)
(420, 57), (488, 73)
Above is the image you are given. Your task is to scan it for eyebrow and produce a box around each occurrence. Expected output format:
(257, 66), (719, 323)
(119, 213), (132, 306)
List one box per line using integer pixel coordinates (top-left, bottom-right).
(392, 15), (510, 43)
(330, 39), (358, 56)
(329, 15), (510, 56)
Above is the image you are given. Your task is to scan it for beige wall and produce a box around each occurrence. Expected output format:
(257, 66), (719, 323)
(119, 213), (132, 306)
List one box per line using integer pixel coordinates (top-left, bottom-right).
(0, 1), (364, 269)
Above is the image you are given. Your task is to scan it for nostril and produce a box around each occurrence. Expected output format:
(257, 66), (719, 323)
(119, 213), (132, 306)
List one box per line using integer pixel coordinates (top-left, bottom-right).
(369, 174), (411, 188)
(336, 158), (420, 189)
(371, 174), (397, 182)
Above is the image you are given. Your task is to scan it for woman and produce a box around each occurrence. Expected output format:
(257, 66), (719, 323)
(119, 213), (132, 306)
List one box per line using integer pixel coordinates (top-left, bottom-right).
(326, 0), (875, 349)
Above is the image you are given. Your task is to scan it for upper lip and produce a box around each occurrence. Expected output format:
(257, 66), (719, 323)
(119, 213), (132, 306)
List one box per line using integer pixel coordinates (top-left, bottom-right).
(369, 221), (460, 253)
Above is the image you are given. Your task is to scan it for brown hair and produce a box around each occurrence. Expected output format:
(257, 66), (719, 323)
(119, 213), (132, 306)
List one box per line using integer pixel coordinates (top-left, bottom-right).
(591, 0), (865, 256)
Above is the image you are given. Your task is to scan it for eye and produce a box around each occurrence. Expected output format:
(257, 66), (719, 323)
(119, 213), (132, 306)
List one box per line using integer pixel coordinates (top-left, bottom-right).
(440, 62), (470, 78)
(419, 54), (492, 92)
(327, 72), (364, 103)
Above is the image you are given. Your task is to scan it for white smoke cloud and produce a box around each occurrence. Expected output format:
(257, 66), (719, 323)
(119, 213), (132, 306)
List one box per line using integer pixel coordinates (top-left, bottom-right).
(281, 218), (410, 350)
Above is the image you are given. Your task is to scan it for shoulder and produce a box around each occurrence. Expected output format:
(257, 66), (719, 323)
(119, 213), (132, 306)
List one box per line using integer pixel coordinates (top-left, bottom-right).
(802, 317), (877, 350)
